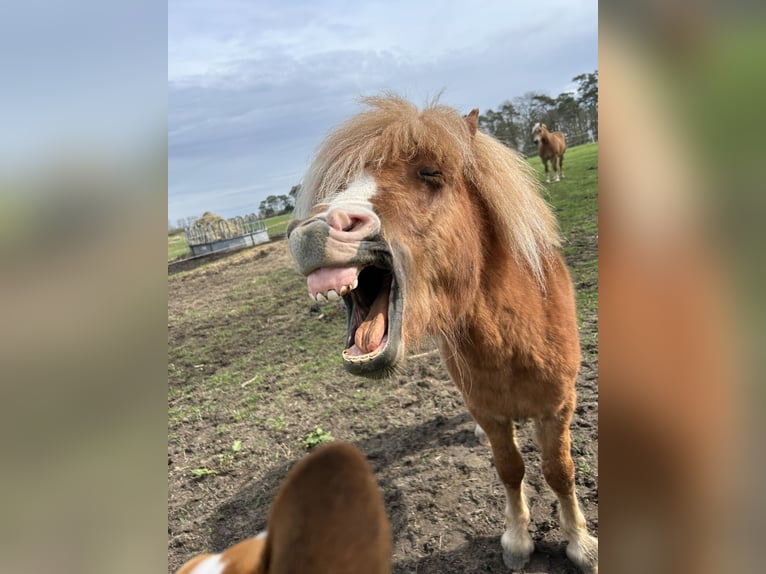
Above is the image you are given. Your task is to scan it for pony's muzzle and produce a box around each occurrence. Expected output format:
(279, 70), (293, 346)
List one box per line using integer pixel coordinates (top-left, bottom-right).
(287, 217), (334, 276)
(287, 209), (382, 277)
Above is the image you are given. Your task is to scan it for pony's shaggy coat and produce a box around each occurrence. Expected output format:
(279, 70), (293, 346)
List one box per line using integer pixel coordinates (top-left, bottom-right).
(290, 96), (598, 572)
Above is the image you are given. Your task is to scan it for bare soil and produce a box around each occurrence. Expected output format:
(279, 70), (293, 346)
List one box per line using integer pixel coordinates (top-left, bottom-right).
(168, 237), (597, 573)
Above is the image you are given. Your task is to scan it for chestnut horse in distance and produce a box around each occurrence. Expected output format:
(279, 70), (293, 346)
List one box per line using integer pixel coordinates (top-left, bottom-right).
(288, 96), (597, 572)
(532, 122), (567, 183)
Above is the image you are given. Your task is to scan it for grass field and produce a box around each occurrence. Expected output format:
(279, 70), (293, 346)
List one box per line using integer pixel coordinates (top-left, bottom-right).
(167, 232), (190, 260)
(168, 143), (598, 573)
(262, 213), (292, 236)
(530, 142), (599, 348)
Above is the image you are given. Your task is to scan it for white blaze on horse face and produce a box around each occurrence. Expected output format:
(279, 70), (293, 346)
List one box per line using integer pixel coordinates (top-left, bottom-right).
(319, 173), (381, 233)
(325, 173), (378, 212)
(532, 122), (542, 144)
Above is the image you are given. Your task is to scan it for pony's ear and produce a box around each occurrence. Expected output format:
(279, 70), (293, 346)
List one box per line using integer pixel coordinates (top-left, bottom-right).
(264, 442), (391, 573)
(464, 108), (479, 138)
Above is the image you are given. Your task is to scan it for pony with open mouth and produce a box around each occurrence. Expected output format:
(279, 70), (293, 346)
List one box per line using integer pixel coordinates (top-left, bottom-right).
(287, 95), (597, 572)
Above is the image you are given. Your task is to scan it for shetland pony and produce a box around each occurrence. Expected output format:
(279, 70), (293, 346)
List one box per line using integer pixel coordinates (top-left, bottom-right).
(532, 122), (567, 183)
(287, 96), (598, 572)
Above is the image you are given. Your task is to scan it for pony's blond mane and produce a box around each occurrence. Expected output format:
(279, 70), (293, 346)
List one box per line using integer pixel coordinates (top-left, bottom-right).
(297, 95), (560, 284)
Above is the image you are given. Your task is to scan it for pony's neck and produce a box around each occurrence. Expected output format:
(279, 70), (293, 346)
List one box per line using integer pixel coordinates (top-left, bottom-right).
(457, 236), (548, 365)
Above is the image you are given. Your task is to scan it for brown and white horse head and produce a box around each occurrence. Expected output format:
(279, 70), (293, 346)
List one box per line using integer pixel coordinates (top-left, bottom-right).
(288, 97), (487, 378)
(531, 121), (546, 144)
(287, 173), (404, 377)
(176, 442), (392, 574)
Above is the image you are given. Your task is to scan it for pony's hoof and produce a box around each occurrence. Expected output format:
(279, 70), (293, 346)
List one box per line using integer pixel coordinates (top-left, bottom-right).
(502, 550), (531, 571)
(566, 534), (598, 573)
(501, 530), (534, 571)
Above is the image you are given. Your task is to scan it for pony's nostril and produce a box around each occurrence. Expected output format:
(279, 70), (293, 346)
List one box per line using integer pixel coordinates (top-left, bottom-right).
(344, 217), (361, 232)
(327, 210), (363, 233)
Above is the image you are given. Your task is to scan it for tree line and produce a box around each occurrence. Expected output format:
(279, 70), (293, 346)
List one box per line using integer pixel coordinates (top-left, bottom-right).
(478, 70), (597, 156)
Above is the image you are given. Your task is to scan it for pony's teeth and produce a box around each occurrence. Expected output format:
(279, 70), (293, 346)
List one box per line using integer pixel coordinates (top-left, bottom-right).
(316, 292), (327, 303)
(351, 279), (359, 290)
(339, 285), (349, 296)
(309, 292), (317, 301)
(327, 289), (339, 301)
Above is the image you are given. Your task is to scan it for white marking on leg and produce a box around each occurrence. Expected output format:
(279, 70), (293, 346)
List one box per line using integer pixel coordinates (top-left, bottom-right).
(501, 487), (534, 570)
(186, 554), (225, 574)
(557, 491), (598, 572)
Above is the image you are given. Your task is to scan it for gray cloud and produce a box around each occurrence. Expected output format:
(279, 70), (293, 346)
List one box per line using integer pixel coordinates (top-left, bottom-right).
(168, 0), (597, 221)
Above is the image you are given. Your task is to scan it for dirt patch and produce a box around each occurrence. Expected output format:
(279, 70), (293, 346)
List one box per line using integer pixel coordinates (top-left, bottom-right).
(168, 238), (597, 573)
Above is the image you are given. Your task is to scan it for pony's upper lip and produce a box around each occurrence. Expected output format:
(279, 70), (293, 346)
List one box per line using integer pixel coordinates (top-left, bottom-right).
(307, 266), (361, 302)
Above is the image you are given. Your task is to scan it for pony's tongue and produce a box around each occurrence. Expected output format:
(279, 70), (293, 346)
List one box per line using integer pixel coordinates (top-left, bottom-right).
(353, 279), (390, 354)
(307, 266), (359, 298)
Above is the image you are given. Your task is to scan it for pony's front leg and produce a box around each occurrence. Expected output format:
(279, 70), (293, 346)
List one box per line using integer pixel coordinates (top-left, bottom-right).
(552, 157), (561, 182)
(476, 417), (534, 570)
(536, 415), (598, 573)
(543, 159), (551, 183)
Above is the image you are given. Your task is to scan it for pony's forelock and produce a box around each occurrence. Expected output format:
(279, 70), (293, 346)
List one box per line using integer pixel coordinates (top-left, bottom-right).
(297, 95), (560, 285)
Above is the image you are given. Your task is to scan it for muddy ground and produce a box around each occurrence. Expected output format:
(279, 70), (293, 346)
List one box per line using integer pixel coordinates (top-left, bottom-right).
(168, 230), (597, 573)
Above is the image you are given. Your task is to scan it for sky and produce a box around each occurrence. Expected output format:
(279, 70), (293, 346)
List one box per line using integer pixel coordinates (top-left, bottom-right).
(0, 0), (165, 174)
(168, 0), (598, 223)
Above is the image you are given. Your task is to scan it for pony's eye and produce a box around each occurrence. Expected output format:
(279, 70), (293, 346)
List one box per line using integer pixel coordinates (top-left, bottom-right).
(418, 168), (444, 185)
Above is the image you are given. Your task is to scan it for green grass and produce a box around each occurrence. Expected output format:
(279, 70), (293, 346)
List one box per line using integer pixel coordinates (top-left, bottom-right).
(168, 232), (190, 261)
(529, 142), (599, 344)
(530, 142), (598, 239)
(263, 213), (293, 237)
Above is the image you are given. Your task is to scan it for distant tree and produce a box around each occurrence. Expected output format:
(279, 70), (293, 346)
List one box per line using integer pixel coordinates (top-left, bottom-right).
(555, 92), (584, 136)
(573, 70), (598, 139)
(277, 194), (293, 213)
(478, 101), (522, 150)
(259, 199), (274, 218)
(530, 94), (559, 131)
(266, 195), (281, 215)
(513, 93), (550, 155)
